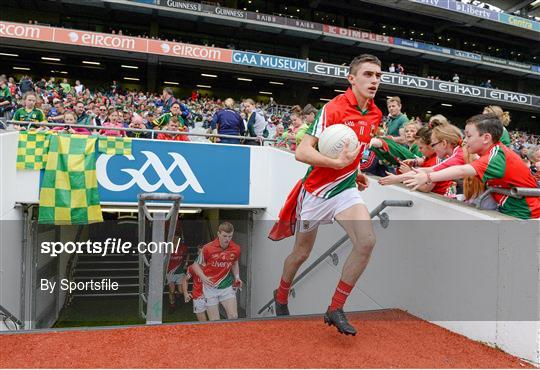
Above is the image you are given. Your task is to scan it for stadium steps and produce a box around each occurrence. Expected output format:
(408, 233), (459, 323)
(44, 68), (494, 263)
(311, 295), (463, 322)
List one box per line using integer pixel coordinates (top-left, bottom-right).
(72, 252), (140, 297)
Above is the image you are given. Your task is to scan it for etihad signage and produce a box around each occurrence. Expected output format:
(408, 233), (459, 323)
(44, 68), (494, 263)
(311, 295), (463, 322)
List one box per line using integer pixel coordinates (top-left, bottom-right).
(156, 0), (202, 12)
(381, 73), (535, 107)
(307, 61), (349, 78)
(232, 51), (307, 73)
(323, 25), (393, 44)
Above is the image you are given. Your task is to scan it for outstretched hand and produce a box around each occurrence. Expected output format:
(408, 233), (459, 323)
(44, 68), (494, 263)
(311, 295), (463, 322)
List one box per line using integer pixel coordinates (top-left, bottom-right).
(378, 171), (402, 186)
(402, 168), (430, 191)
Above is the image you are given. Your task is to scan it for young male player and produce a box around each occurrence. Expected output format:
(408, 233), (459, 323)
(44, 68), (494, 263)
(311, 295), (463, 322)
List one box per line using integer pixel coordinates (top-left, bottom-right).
(192, 222), (242, 321)
(403, 113), (540, 219)
(182, 261), (208, 322)
(269, 54), (383, 335)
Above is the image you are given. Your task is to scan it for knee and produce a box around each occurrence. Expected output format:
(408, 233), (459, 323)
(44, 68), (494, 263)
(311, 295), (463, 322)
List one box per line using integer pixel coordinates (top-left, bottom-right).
(227, 312), (238, 320)
(291, 249), (311, 264)
(353, 234), (376, 257)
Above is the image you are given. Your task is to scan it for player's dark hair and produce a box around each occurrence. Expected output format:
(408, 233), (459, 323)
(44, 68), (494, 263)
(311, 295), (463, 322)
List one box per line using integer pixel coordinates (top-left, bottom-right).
(349, 54), (381, 75)
(466, 113), (503, 143)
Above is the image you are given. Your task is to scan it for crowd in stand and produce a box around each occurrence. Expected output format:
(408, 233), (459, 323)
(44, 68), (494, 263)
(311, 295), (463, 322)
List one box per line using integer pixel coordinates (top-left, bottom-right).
(1, 73), (539, 215)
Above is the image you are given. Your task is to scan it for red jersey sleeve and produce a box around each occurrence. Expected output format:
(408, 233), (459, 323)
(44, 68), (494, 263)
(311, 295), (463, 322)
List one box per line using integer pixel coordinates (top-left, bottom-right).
(433, 146), (464, 171)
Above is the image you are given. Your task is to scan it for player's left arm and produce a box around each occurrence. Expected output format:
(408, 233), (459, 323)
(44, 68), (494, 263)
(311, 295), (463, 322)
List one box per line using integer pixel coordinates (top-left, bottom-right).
(232, 260), (242, 289)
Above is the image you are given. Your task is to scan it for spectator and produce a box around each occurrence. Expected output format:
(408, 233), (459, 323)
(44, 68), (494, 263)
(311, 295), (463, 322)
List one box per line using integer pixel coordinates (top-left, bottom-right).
(99, 110), (125, 137)
(60, 78), (72, 96)
(162, 87), (176, 113)
(74, 80), (84, 95)
(384, 96), (408, 139)
(210, 98), (245, 144)
(12, 91), (46, 130)
(157, 116), (190, 142)
(481, 79), (493, 88)
(273, 124), (287, 148)
(153, 101), (187, 129)
(74, 101), (93, 128)
(18, 75), (34, 94)
(53, 111), (91, 135)
(94, 105), (109, 126)
(389, 63), (396, 73)
(482, 105), (511, 147)
(527, 145), (540, 183)
(0, 79), (13, 117)
(243, 98), (266, 146)
(302, 104), (318, 126)
(127, 113), (151, 139)
(452, 73), (460, 83)
(396, 64), (404, 74)
(48, 99), (65, 122)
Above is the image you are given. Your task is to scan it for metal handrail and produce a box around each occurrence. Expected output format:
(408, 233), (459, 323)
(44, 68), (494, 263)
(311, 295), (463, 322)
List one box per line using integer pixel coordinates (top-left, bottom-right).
(0, 303), (23, 330)
(257, 199), (413, 315)
(476, 186), (540, 209)
(2, 120), (278, 143)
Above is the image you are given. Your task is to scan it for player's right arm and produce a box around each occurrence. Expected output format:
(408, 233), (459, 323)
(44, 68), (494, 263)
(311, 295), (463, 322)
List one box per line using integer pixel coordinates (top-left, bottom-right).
(180, 274), (191, 302)
(295, 134), (360, 170)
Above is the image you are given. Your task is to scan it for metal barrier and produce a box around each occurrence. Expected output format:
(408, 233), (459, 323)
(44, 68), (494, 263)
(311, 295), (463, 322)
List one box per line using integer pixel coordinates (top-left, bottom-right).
(1, 120), (278, 144)
(0, 304), (23, 331)
(476, 186), (540, 208)
(138, 193), (182, 324)
(257, 200), (413, 315)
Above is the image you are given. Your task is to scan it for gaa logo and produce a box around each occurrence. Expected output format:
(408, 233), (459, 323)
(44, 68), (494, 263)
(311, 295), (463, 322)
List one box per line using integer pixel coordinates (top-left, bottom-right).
(97, 151), (205, 193)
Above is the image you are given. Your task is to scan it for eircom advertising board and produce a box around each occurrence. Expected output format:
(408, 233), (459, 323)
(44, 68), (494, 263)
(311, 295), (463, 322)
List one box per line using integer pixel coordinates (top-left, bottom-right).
(96, 139), (251, 205)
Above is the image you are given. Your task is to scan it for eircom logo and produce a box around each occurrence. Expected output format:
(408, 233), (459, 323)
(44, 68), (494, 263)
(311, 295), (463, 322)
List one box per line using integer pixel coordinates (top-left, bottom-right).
(97, 151), (205, 193)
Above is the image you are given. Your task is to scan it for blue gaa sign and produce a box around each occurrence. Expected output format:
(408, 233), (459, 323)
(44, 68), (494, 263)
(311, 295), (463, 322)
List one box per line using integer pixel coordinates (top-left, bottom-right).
(96, 139), (251, 205)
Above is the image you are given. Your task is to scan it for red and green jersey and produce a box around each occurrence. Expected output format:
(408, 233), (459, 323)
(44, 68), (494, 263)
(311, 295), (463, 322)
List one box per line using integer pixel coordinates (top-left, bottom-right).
(500, 127), (511, 147)
(471, 143), (540, 219)
(303, 88), (382, 198)
(13, 108), (45, 123)
(423, 154), (455, 197)
(186, 264), (203, 300)
(197, 238), (241, 288)
(167, 243), (188, 275)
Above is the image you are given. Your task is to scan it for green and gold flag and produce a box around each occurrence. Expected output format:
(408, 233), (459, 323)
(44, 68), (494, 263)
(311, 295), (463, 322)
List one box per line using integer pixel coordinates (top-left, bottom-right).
(38, 134), (103, 225)
(16, 131), (51, 170)
(98, 136), (132, 155)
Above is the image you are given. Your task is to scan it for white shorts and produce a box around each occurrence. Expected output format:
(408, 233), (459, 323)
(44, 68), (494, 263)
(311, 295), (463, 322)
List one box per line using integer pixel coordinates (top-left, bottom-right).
(297, 187), (365, 233)
(203, 285), (236, 307)
(193, 297), (206, 314)
(166, 272), (185, 285)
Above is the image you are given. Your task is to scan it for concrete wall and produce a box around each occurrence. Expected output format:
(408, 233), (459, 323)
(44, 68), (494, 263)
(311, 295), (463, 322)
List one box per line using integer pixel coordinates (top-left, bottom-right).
(250, 148), (540, 364)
